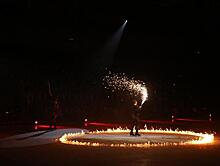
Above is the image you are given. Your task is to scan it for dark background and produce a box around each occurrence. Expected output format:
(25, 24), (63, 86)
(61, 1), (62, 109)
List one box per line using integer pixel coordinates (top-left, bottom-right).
(0, 0), (219, 124)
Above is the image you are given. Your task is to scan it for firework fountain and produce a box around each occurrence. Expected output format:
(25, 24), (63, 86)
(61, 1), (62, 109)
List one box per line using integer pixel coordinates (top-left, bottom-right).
(103, 71), (148, 106)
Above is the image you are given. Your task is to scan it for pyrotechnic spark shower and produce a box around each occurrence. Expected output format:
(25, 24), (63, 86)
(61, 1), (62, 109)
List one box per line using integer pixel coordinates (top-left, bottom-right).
(103, 71), (148, 105)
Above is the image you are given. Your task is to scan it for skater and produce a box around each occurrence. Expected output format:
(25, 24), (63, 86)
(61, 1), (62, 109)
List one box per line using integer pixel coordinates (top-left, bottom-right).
(130, 100), (142, 136)
(49, 96), (60, 129)
(48, 80), (61, 129)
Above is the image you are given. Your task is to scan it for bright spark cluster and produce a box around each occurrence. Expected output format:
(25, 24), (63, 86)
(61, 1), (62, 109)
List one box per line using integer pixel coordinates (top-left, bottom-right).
(103, 71), (148, 105)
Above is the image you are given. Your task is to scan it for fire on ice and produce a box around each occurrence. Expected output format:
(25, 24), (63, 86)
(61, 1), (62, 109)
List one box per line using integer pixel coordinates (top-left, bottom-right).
(59, 127), (215, 148)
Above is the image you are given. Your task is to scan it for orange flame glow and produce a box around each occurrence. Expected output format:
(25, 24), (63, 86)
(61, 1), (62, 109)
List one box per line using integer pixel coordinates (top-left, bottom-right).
(59, 127), (214, 148)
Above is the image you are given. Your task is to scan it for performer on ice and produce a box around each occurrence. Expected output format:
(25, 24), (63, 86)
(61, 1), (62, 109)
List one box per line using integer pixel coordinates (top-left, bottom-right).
(130, 100), (142, 136)
(48, 81), (61, 129)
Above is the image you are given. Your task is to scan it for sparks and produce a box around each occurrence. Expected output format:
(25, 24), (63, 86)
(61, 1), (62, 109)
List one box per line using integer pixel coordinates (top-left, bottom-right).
(59, 127), (214, 148)
(103, 72), (148, 105)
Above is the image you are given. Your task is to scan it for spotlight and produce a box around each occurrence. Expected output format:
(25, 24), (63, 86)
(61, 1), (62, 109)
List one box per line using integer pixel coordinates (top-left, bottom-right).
(125, 20), (127, 23)
(35, 121), (38, 125)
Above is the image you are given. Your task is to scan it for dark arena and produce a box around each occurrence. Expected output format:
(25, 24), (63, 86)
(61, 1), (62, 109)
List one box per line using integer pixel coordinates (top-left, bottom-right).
(0, 1), (220, 166)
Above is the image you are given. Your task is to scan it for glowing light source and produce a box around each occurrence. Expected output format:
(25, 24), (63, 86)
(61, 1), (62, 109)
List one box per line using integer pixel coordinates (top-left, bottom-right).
(209, 114), (212, 122)
(59, 127), (214, 148)
(35, 121), (38, 125)
(171, 115), (175, 123)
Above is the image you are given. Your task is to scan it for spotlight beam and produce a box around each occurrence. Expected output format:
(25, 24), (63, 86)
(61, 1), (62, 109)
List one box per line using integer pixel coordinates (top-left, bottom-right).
(86, 19), (128, 82)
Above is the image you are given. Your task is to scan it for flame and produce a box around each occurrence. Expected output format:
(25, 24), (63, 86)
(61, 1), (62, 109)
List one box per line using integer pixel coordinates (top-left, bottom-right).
(59, 127), (214, 148)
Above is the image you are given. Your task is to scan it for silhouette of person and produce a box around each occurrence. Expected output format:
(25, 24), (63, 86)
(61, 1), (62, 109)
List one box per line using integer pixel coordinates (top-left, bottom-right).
(47, 81), (61, 129)
(49, 96), (61, 129)
(130, 100), (142, 136)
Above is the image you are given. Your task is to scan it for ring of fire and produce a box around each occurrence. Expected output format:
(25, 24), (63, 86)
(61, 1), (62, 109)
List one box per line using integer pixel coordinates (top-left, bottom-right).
(59, 128), (214, 148)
